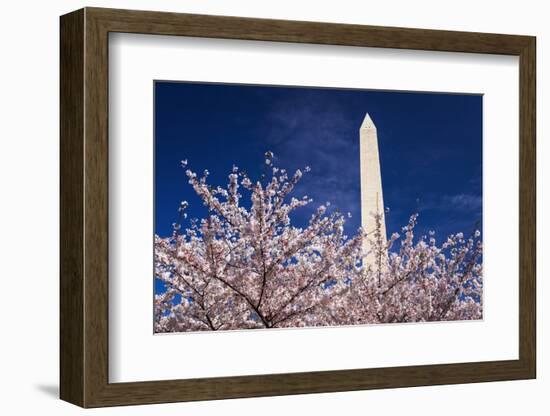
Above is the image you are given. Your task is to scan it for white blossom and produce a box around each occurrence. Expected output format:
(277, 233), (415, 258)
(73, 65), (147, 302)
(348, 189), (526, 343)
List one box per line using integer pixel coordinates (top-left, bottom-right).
(155, 156), (483, 333)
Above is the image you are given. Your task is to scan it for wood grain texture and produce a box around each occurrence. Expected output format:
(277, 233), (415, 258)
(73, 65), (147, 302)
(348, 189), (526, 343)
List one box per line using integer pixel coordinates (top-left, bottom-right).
(83, 10), (110, 406)
(59, 8), (84, 407)
(59, 7), (537, 408)
(518, 38), (536, 376)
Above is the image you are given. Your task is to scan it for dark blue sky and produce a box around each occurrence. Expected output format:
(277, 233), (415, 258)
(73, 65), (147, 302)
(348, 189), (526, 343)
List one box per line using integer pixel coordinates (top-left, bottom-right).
(154, 81), (482, 243)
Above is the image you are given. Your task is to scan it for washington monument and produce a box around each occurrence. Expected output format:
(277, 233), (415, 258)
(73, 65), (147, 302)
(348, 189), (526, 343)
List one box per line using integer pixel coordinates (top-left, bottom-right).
(360, 113), (387, 265)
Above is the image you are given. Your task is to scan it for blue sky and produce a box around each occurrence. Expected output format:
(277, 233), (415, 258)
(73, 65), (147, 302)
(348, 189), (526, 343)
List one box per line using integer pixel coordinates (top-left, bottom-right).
(154, 81), (482, 244)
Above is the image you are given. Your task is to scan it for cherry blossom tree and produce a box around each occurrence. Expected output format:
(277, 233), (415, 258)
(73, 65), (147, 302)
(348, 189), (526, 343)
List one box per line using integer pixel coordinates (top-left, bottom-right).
(154, 153), (482, 333)
(343, 213), (483, 325)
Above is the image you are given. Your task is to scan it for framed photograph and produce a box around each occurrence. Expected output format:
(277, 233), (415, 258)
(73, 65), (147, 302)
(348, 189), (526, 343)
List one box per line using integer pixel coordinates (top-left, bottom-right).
(60, 7), (536, 407)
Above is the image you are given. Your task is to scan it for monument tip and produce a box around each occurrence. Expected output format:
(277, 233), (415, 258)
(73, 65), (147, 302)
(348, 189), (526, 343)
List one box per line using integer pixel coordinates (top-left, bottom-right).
(360, 113), (376, 130)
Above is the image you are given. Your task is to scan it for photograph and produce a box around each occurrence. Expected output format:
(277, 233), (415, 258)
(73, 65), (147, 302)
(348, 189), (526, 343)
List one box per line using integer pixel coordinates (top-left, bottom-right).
(153, 81), (484, 333)
(50, 4), (538, 410)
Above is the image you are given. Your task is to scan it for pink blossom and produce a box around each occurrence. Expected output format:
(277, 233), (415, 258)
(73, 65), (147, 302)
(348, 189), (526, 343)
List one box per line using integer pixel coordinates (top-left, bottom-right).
(155, 156), (482, 332)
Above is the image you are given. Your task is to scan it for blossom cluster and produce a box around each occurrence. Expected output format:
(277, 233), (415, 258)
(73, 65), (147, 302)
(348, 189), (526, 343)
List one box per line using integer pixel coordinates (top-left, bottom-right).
(154, 154), (483, 332)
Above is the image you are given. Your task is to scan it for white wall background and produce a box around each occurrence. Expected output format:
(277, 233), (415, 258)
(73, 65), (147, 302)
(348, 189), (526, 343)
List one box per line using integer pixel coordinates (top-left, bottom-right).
(0, 0), (546, 414)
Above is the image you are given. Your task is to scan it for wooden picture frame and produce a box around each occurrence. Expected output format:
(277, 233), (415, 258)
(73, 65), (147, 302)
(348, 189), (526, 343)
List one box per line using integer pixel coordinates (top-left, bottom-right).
(60, 7), (536, 408)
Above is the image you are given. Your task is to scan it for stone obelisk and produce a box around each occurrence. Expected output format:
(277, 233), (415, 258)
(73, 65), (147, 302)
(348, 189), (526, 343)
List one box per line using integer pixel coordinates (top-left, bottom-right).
(360, 113), (387, 266)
